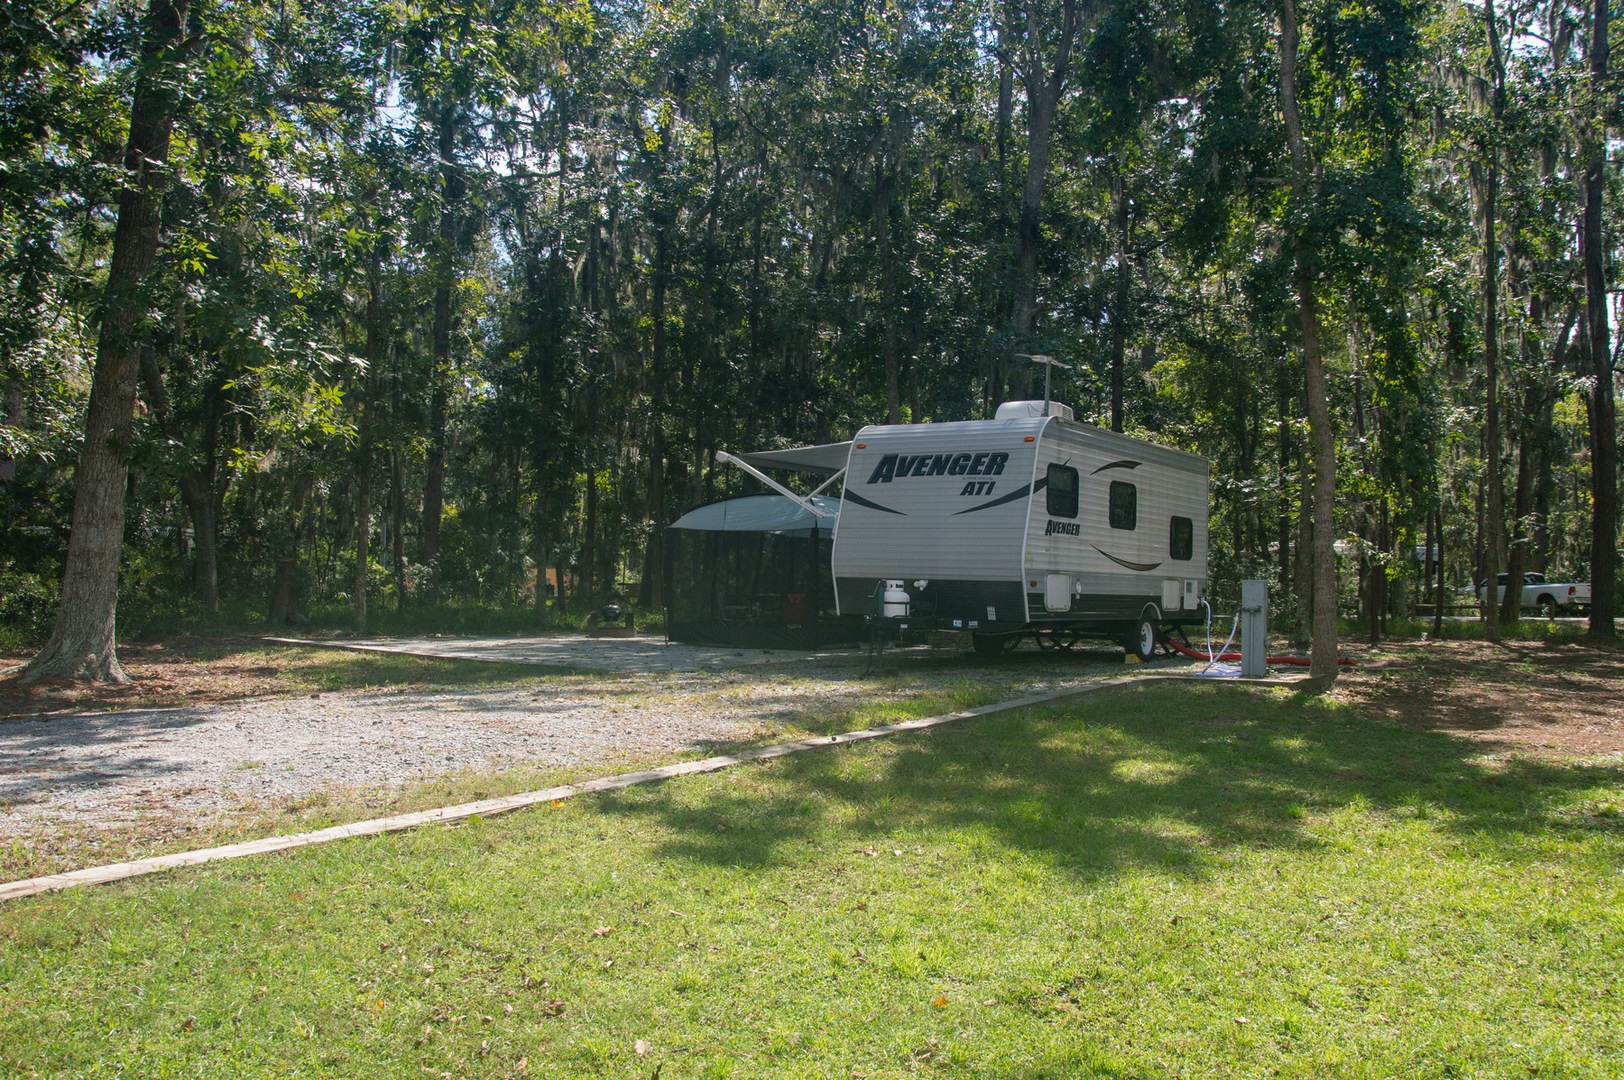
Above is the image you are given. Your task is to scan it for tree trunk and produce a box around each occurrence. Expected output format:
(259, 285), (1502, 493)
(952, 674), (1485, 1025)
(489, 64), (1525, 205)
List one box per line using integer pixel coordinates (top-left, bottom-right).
(178, 474), (218, 611)
(1480, 179), (1505, 637)
(1480, 0), (1508, 641)
(1299, 268), (1340, 682)
(269, 559), (295, 626)
(135, 344), (223, 614)
(1294, 446), (1314, 647)
(1501, 382), (1540, 623)
(1009, 0), (1079, 378)
(354, 251), (382, 633)
(532, 487), (550, 629)
(640, 225), (671, 611)
(1277, 383), (1293, 590)
(876, 166), (902, 425)
(1376, 498), (1389, 637)
(1433, 498), (1446, 638)
(1280, 0), (1340, 686)
(390, 447), (407, 610)
(1583, 0), (1616, 639)
(1110, 174), (1130, 432)
(422, 101), (462, 588)
(996, 22), (1013, 171)
(19, 0), (193, 684)
(583, 463), (598, 602)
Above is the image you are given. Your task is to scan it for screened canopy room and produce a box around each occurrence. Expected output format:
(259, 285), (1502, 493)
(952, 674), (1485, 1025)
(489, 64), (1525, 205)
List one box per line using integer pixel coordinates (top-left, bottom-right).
(664, 494), (863, 649)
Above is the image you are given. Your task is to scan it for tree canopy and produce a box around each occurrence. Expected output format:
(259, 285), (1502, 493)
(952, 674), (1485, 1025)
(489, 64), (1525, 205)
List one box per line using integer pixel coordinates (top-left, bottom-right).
(1, 0), (1618, 678)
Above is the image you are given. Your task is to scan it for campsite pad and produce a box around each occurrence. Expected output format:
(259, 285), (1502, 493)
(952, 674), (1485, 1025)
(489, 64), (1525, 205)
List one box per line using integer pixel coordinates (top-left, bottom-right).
(265, 634), (880, 673)
(3, 634), (1149, 847)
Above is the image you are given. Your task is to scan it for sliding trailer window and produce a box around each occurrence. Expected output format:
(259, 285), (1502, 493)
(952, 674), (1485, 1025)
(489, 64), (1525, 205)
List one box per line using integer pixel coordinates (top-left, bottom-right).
(1046, 464), (1079, 518)
(1108, 481), (1137, 530)
(1170, 515), (1193, 560)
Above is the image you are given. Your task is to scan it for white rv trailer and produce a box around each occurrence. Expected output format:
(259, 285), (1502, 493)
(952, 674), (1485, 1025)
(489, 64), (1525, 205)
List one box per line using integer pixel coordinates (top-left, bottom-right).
(827, 401), (1209, 657)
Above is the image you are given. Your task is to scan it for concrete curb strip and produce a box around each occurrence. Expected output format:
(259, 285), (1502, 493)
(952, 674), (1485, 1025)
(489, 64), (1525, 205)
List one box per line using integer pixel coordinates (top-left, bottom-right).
(1, 671), (1301, 902)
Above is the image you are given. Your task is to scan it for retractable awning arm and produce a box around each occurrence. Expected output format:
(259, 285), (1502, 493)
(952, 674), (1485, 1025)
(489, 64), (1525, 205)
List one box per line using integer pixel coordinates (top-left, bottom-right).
(714, 450), (842, 519)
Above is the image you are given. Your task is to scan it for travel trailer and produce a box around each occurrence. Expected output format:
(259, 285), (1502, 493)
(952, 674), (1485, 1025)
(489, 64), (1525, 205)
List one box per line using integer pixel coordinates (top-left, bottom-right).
(712, 400), (1209, 658)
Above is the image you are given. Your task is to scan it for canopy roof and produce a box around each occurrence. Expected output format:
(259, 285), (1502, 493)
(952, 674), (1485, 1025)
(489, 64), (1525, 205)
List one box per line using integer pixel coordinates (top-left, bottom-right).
(669, 494), (840, 536)
(733, 442), (852, 476)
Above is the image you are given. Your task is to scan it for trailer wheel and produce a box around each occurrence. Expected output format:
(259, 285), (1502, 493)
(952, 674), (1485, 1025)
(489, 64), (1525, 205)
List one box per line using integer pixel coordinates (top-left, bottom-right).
(1128, 612), (1159, 662)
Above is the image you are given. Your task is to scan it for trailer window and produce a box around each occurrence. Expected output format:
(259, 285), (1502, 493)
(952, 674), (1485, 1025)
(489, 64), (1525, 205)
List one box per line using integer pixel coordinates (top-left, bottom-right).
(1108, 481), (1137, 530)
(1046, 464), (1079, 518)
(1170, 516), (1193, 560)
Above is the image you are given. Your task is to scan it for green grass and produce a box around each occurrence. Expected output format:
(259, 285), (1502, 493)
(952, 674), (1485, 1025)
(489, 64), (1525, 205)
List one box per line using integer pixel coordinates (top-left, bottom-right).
(2, 682), (1621, 1078)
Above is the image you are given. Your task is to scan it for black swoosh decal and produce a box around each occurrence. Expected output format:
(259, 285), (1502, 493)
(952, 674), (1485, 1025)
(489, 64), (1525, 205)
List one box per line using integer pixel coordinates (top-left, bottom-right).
(1092, 546), (1162, 572)
(1091, 459), (1142, 474)
(954, 478), (1042, 516)
(843, 490), (905, 515)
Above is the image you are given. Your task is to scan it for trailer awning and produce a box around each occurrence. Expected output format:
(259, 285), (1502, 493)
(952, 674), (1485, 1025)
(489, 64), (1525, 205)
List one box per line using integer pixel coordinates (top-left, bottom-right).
(669, 494), (840, 536)
(733, 442), (852, 476)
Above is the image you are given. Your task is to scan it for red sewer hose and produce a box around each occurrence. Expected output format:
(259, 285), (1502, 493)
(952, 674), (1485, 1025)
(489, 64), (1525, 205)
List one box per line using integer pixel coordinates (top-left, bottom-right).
(1165, 636), (1358, 668)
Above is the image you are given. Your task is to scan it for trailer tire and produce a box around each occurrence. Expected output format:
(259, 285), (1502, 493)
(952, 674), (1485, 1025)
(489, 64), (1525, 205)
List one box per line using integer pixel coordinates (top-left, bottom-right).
(1128, 610), (1159, 662)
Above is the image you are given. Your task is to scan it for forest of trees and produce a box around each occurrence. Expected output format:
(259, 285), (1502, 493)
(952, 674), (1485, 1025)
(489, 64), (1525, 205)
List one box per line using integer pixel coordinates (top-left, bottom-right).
(0, 0), (1618, 682)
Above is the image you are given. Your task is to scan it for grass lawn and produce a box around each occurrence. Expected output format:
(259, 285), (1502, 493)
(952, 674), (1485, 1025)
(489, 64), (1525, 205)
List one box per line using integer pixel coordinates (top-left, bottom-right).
(2, 679), (1621, 1078)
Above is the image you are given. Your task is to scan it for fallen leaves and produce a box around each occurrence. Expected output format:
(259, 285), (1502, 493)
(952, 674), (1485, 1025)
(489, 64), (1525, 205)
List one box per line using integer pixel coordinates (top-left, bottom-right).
(593, 925), (615, 937)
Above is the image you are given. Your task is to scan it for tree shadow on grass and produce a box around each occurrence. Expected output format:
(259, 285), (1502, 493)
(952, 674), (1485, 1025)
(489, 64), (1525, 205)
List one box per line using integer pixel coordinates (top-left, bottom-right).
(590, 680), (1624, 883)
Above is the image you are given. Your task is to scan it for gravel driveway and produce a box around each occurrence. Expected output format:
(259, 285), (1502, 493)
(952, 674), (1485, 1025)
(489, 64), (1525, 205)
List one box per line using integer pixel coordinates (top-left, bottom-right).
(2, 638), (1130, 838)
(1, 676), (849, 835)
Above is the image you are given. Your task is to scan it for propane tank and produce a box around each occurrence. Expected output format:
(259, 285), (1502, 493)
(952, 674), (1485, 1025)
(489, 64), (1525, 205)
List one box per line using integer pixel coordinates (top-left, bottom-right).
(882, 580), (911, 618)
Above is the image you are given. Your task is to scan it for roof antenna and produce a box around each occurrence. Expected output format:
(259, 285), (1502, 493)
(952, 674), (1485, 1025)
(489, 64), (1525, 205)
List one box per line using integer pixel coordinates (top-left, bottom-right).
(1013, 354), (1071, 416)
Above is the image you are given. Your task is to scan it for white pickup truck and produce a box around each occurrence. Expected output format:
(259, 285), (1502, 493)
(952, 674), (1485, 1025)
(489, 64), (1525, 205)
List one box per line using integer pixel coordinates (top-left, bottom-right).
(1475, 572), (1592, 617)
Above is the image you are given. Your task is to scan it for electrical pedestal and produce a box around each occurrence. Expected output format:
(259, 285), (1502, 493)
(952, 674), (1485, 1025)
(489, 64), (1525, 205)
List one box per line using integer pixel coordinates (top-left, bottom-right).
(1240, 579), (1268, 678)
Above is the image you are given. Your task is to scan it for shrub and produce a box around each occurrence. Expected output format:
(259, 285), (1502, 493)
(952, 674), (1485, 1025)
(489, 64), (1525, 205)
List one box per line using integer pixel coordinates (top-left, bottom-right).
(0, 570), (59, 648)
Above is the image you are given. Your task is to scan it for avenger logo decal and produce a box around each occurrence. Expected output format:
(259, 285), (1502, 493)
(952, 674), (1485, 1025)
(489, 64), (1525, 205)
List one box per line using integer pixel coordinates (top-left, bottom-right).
(866, 451), (1009, 484)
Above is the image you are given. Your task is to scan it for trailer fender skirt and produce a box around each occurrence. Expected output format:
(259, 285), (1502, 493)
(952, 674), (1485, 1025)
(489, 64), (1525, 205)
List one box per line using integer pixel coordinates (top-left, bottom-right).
(1165, 636), (1357, 668)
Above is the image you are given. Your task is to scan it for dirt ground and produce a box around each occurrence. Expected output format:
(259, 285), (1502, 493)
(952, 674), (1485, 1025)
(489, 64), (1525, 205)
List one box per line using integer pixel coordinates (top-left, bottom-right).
(1336, 636), (1624, 760)
(4, 633), (1621, 761)
(0, 636), (319, 716)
